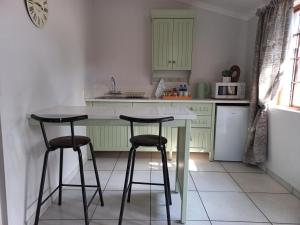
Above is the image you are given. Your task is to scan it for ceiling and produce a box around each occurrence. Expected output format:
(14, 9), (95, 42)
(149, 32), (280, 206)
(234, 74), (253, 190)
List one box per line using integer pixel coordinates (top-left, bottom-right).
(178, 0), (270, 20)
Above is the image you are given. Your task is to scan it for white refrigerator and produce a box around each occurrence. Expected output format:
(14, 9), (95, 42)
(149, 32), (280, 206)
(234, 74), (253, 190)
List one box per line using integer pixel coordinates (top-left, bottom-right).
(214, 105), (249, 161)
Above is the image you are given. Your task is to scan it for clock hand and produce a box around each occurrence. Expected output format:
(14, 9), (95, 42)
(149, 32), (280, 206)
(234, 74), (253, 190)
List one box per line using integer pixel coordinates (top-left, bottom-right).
(34, 2), (43, 10)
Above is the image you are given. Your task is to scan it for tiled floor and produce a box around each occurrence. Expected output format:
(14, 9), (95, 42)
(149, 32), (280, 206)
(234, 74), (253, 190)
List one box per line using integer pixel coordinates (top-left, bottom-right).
(39, 152), (300, 225)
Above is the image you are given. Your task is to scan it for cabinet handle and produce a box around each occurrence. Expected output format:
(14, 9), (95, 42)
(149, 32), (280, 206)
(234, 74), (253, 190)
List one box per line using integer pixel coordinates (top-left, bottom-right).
(168, 60), (172, 64)
(172, 60), (176, 64)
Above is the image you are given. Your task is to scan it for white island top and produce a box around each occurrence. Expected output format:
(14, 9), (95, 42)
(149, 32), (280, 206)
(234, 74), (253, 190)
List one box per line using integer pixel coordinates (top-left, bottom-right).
(85, 97), (250, 104)
(29, 105), (197, 120)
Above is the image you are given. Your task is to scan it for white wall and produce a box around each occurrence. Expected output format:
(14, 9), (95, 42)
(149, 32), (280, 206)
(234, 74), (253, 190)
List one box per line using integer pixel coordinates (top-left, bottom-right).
(0, 119), (7, 225)
(267, 108), (300, 191)
(0, 0), (89, 224)
(85, 0), (251, 97)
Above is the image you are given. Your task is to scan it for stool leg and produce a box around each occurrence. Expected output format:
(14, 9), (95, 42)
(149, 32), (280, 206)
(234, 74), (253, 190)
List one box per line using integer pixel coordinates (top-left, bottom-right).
(161, 149), (171, 225)
(163, 145), (172, 205)
(118, 147), (134, 225)
(34, 150), (50, 225)
(58, 148), (63, 205)
(89, 142), (104, 206)
(77, 148), (89, 225)
(127, 148), (136, 203)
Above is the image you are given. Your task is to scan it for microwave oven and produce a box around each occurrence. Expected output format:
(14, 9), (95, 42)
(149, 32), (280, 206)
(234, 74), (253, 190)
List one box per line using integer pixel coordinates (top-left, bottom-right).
(213, 82), (245, 99)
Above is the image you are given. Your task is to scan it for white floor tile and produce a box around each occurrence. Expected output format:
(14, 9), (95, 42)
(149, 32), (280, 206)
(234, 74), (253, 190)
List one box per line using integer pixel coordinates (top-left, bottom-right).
(200, 192), (268, 222)
(41, 190), (98, 220)
(212, 222), (271, 225)
(151, 171), (196, 191)
(39, 220), (86, 225)
(84, 156), (118, 171)
(189, 160), (225, 172)
(40, 220), (150, 225)
(150, 152), (177, 171)
(191, 172), (241, 192)
(92, 220), (150, 225)
(92, 191), (150, 220)
(231, 173), (288, 193)
(115, 157), (152, 170)
(68, 170), (111, 190)
(221, 162), (262, 173)
(189, 153), (224, 172)
(120, 151), (151, 159)
(151, 191), (208, 221)
(151, 221), (211, 225)
(105, 170), (150, 190)
(249, 193), (300, 224)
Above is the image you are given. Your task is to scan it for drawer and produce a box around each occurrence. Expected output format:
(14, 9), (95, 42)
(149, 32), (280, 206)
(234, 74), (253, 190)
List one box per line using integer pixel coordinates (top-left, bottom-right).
(177, 103), (213, 115)
(132, 102), (172, 107)
(92, 102), (132, 107)
(191, 116), (212, 128)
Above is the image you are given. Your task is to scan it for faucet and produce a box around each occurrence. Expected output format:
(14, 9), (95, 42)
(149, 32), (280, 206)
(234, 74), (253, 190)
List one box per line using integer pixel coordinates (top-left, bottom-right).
(110, 76), (120, 94)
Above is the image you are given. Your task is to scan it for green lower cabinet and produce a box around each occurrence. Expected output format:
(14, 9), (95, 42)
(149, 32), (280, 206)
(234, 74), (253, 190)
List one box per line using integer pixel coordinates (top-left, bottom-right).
(86, 101), (215, 154)
(190, 128), (211, 152)
(170, 127), (211, 153)
(87, 125), (129, 151)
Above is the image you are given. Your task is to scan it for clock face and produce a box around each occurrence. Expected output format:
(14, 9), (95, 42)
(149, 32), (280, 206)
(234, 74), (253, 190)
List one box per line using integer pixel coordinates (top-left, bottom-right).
(25, 0), (48, 28)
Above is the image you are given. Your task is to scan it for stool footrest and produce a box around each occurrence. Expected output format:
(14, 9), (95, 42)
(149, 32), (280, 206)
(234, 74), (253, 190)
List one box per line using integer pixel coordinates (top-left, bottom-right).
(131, 181), (164, 186)
(41, 186), (60, 205)
(62, 184), (99, 188)
(40, 184), (101, 206)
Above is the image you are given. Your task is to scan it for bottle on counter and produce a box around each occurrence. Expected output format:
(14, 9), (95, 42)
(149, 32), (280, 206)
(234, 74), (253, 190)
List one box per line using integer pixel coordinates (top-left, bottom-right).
(183, 84), (188, 96)
(178, 84), (184, 96)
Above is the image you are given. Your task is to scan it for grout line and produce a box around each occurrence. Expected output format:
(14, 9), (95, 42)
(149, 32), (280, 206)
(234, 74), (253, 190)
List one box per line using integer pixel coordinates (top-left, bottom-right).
(102, 151), (122, 191)
(222, 162), (273, 224)
(189, 170), (213, 225)
(90, 151), (121, 220)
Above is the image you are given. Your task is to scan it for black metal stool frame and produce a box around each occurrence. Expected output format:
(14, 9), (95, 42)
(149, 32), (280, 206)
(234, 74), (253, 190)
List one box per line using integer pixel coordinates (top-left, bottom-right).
(31, 114), (104, 225)
(118, 115), (174, 225)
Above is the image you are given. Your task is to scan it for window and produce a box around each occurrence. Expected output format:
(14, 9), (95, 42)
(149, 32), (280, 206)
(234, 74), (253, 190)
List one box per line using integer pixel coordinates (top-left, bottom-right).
(290, 4), (300, 107)
(279, 1), (300, 108)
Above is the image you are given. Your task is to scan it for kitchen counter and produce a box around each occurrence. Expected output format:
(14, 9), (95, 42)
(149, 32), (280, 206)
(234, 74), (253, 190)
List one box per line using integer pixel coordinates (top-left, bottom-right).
(85, 97), (250, 104)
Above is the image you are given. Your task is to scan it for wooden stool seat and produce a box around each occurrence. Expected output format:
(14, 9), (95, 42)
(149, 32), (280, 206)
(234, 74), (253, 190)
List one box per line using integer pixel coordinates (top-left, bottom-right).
(130, 135), (167, 147)
(49, 136), (90, 149)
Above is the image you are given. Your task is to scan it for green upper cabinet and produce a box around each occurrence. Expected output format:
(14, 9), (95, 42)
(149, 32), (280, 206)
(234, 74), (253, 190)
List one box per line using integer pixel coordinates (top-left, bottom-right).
(152, 19), (173, 70)
(172, 19), (193, 70)
(152, 10), (195, 71)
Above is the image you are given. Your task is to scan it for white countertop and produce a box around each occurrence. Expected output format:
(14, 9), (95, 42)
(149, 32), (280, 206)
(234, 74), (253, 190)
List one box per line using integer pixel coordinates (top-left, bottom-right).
(29, 105), (197, 120)
(85, 97), (250, 104)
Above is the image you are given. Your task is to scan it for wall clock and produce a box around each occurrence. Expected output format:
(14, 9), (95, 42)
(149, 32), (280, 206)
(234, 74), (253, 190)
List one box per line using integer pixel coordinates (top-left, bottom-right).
(25, 0), (48, 28)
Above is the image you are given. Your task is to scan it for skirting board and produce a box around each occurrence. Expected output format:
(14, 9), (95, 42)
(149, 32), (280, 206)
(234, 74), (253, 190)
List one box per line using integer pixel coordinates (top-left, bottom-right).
(265, 167), (300, 200)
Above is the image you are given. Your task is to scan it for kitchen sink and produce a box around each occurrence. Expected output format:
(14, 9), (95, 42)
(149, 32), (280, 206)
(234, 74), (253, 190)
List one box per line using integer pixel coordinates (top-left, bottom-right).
(95, 95), (148, 99)
(95, 96), (126, 99)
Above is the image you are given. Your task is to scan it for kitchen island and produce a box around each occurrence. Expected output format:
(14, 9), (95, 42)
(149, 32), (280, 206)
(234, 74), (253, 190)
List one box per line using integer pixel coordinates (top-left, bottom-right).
(85, 98), (249, 160)
(29, 105), (196, 223)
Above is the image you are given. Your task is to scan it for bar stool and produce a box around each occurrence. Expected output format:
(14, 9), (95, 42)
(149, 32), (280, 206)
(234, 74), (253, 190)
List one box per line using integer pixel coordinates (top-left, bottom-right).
(31, 114), (104, 225)
(118, 115), (174, 225)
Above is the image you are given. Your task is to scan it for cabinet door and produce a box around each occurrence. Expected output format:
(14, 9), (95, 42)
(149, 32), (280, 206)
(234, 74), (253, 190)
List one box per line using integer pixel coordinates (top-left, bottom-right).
(190, 128), (211, 152)
(89, 126), (129, 151)
(88, 102), (131, 151)
(152, 19), (173, 70)
(172, 19), (193, 70)
(171, 127), (211, 153)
